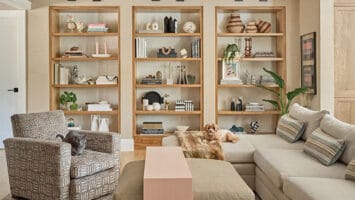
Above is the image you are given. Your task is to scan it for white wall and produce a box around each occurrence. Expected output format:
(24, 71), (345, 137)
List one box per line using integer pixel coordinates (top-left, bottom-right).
(27, 0), (301, 138)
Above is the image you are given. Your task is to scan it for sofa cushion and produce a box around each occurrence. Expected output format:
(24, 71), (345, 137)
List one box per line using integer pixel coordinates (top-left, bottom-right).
(162, 135), (180, 146)
(254, 149), (346, 189)
(243, 134), (305, 150)
(283, 177), (355, 200)
(304, 128), (346, 166)
(71, 150), (118, 178)
(345, 159), (355, 181)
(223, 135), (255, 163)
(289, 103), (328, 141)
(320, 114), (355, 164)
(276, 115), (305, 143)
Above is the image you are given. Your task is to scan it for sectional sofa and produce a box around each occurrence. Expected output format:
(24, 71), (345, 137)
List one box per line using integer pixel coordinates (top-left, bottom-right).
(162, 103), (355, 200)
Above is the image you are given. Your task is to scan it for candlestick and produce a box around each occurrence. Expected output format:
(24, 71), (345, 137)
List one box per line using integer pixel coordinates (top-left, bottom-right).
(104, 42), (107, 54)
(95, 42), (99, 55)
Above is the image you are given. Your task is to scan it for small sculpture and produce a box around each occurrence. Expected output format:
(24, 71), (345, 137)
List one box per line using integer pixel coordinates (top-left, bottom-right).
(244, 38), (252, 58)
(66, 15), (76, 32)
(75, 21), (85, 32)
(183, 21), (197, 33)
(180, 48), (188, 58)
(249, 121), (260, 134)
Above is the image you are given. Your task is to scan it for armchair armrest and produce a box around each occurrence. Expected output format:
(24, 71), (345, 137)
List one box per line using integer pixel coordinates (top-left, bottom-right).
(77, 130), (120, 155)
(3, 138), (71, 199)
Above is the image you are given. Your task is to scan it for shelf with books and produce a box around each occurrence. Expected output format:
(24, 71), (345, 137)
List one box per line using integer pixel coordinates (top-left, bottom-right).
(133, 6), (204, 149)
(49, 6), (121, 133)
(215, 6), (286, 133)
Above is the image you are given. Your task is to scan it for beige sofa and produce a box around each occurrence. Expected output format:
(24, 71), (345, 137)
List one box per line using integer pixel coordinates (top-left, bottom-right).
(162, 104), (355, 200)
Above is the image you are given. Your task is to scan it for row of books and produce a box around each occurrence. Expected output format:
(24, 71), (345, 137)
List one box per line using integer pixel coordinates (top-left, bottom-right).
(87, 23), (109, 32)
(191, 39), (200, 58)
(245, 103), (265, 112)
(135, 37), (147, 58)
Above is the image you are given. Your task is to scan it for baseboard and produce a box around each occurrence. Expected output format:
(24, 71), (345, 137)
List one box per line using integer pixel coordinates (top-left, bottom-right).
(120, 138), (134, 151)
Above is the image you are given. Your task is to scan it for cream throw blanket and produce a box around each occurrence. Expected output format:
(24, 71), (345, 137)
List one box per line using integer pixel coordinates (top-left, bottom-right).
(175, 131), (225, 160)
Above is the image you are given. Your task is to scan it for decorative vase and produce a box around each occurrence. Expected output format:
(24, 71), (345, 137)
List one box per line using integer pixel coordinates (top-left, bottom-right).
(98, 118), (109, 132)
(226, 12), (245, 33)
(91, 115), (99, 131)
(245, 21), (258, 33)
(152, 102), (161, 111)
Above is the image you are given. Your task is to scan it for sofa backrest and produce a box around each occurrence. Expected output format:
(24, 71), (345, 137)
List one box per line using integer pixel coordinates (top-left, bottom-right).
(320, 114), (355, 164)
(289, 103), (329, 141)
(11, 110), (68, 141)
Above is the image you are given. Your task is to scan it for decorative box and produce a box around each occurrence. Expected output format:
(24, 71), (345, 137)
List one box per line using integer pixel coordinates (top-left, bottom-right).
(157, 48), (177, 58)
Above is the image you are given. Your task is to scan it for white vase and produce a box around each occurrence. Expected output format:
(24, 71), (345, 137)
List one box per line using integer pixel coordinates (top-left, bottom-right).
(91, 115), (99, 131)
(99, 118), (109, 132)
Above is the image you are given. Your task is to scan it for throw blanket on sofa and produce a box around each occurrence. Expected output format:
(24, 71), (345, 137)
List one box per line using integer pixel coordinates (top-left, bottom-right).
(175, 131), (225, 160)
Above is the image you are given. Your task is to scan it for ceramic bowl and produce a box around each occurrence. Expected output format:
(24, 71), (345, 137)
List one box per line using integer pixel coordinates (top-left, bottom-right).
(176, 126), (189, 131)
(146, 105), (154, 111)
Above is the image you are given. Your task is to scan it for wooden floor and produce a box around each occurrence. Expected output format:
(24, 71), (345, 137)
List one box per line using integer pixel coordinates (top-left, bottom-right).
(120, 150), (146, 170)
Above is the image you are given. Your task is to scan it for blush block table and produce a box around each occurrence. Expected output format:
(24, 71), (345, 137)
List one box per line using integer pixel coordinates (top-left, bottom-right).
(143, 147), (193, 200)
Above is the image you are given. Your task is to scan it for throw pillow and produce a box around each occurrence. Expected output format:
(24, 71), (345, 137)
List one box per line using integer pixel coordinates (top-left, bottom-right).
(276, 115), (305, 143)
(345, 159), (355, 181)
(304, 128), (346, 166)
(289, 103), (329, 141)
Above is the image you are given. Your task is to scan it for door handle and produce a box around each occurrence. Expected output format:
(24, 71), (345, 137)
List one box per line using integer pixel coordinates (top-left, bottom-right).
(8, 88), (18, 93)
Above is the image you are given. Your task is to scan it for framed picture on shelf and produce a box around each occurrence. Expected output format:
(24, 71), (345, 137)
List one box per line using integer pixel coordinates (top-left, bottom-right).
(301, 32), (317, 94)
(222, 60), (240, 80)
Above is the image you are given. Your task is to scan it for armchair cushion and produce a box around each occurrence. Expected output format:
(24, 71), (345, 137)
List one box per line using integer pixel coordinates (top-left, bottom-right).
(71, 150), (119, 178)
(11, 110), (68, 140)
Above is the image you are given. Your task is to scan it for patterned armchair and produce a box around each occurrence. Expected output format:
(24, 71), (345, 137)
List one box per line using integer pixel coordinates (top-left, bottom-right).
(3, 110), (120, 200)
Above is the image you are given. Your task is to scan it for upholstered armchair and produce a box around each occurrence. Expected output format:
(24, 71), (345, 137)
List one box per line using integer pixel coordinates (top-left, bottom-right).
(3, 110), (120, 200)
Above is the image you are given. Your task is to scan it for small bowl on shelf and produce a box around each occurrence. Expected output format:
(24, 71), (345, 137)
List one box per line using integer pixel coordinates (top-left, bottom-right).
(176, 126), (189, 132)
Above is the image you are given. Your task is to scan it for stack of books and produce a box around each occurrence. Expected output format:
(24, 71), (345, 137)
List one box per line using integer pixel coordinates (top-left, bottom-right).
(87, 103), (112, 111)
(191, 39), (200, 58)
(141, 122), (164, 135)
(135, 37), (147, 58)
(175, 100), (194, 111)
(87, 23), (109, 32)
(96, 76), (118, 85)
(245, 103), (265, 112)
(63, 49), (84, 58)
(220, 79), (243, 85)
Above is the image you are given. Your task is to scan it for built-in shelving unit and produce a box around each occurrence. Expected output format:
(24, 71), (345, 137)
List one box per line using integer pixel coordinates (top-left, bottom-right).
(132, 6), (203, 149)
(215, 6), (286, 133)
(49, 6), (120, 132)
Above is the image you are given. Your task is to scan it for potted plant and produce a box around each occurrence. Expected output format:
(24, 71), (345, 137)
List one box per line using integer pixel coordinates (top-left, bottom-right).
(59, 91), (78, 110)
(257, 68), (307, 115)
(223, 44), (241, 62)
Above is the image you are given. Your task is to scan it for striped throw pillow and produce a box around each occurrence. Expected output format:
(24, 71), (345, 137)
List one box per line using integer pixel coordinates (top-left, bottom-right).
(304, 128), (346, 166)
(276, 115), (305, 143)
(345, 159), (355, 181)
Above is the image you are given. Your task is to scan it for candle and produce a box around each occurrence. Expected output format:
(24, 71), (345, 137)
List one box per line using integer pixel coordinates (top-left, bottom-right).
(95, 42), (99, 55)
(104, 42), (107, 54)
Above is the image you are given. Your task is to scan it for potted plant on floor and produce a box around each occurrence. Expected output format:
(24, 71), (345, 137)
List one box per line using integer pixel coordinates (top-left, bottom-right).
(257, 68), (307, 115)
(60, 91), (78, 110)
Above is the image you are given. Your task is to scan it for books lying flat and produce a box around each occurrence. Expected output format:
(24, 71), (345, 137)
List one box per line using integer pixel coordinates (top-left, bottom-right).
(220, 79), (243, 85)
(87, 104), (112, 111)
(245, 103), (265, 112)
(141, 122), (164, 135)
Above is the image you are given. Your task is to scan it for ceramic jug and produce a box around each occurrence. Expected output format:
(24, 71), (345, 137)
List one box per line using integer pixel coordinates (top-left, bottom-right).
(91, 115), (99, 131)
(99, 117), (109, 132)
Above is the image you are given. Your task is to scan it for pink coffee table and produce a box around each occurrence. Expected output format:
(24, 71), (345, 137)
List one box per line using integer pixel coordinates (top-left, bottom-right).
(144, 146), (193, 200)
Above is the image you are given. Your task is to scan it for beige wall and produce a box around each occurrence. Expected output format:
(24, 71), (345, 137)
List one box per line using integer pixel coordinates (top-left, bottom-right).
(299, 0), (320, 109)
(28, 0), (301, 138)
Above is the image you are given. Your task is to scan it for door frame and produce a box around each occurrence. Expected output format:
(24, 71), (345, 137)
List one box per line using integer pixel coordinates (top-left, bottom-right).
(0, 10), (27, 114)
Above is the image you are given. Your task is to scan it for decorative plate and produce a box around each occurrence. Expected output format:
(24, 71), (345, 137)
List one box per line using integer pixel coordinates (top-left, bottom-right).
(143, 91), (162, 105)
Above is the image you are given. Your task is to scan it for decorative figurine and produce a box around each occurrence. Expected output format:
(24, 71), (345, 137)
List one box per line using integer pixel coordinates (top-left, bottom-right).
(156, 70), (162, 80)
(244, 38), (252, 58)
(249, 121), (260, 134)
(180, 48), (188, 58)
(66, 15), (76, 32)
(75, 21), (85, 32)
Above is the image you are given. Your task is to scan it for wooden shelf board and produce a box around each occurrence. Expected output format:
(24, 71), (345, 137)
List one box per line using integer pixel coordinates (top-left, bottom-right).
(136, 57), (201, 62)
(136, 84), (201, 88)
(135, 33), (201, 37)
(217, 57), (283, 62)
(64, 110), (118, 115)
(136, 110), (201, 115)
(53, 56), (118, 61)
(134, 134), (171, 138)
(218, 110), (281, 115)
(52, 32), (119, 37)
(51, 6), (119, 12)
(218, 84), (278, 88)
(217, 33), (284, 37)
(53, 84), (118, 88)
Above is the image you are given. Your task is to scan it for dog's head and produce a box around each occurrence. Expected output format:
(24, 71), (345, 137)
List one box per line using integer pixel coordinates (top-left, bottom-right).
(203, 124), (220, 141)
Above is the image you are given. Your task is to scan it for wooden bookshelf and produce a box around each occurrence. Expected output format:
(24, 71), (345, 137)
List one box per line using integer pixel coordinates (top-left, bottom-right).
(133, 6), (204, 149)
(49, 6), (120, 132)
(215, 6), (286, 133)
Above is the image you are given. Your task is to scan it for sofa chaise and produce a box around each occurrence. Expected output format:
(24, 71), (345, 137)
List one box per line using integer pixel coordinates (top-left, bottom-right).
(162, 103), (355, 200)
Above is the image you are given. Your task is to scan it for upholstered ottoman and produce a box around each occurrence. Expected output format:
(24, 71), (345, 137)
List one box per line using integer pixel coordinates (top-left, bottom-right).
(114, 159), (254, 200)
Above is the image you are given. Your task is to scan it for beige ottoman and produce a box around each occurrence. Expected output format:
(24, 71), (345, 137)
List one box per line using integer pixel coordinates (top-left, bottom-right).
(115, 159), (255, 200)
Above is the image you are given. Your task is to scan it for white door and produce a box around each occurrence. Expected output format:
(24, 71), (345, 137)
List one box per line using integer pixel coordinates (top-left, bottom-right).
(0, 10), (26, 148)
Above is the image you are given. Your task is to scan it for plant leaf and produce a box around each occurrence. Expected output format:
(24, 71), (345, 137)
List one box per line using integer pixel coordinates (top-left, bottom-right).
(262, 99), (279, 110)
(286, 87), (308, 102)
(263, 68), (284, 89)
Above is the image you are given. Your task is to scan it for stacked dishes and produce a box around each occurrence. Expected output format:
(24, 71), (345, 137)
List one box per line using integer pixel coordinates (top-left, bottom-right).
(226, 12), (245, 33)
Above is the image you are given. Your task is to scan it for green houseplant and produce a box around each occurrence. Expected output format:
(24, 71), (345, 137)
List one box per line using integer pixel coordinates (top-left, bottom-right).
(257, 68), (307, 115)
(59, 91), (78, 110)
(223, 44), (241, 62)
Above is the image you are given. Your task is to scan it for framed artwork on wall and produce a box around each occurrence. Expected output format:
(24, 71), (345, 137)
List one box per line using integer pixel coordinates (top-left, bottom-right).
(301, 32), (317, 94)
(222, 60), (240, 80)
